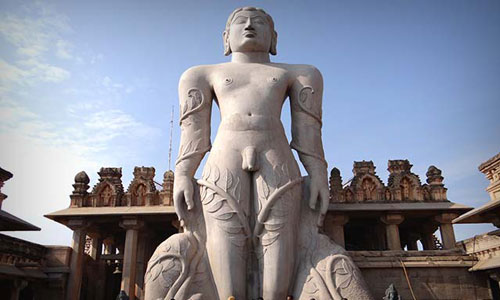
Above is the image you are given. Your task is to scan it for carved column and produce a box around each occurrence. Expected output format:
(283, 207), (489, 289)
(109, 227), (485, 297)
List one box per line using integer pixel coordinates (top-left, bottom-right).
(324, 213), (349, 248)
(380, 214), (405, 250)
(66, 219), (87, 300)
(119, 218), (144, 300)
(435, 213), (458, 249)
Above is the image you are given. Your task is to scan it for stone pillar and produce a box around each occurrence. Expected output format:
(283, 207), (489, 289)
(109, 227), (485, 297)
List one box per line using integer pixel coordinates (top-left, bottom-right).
(435, 213), (458, 249)
(119, 218), (144, 300)
(407, 233), (419, 250)
(324, 213), (349, 248)
(10, 279), (27, 300)
(380, 214), (405, 250)
(66, 219), (87, 300)
(421, 224), (437, 250)
(103, 237), (115, 255)
(90, 235), (102, 260)
(135, 230), (150, 300)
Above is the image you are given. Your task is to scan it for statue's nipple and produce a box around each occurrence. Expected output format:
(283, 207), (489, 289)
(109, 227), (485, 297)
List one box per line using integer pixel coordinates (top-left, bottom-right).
(241, 146), (259, 172)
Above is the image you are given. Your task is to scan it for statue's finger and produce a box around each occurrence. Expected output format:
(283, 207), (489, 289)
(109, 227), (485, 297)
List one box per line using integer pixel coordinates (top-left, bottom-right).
(309, 186), (318, 210)
(185, 188), (194, 210)
(317, 212), (325, 228)
(174, 193), (186, 222)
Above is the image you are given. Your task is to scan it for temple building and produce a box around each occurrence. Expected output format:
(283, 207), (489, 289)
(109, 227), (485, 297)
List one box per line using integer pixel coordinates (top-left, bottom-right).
(0, 167), (70, 299)
(324, 159), (495, 299)
(45, 167), (177, 300)
(326, 159), (470, 251)
(455, 152), (500, 297)
(1, 155), (496, 299)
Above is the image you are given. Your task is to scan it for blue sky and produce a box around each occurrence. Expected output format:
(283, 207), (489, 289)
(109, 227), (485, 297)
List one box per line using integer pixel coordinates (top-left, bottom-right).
(0, 0), (499, 246)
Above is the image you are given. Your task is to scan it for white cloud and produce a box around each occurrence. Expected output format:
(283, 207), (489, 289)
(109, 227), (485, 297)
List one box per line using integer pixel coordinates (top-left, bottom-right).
(0, 99), (160, 158)
(0, 2), (72, 86)
(17, 58), (71, 83)
(0, 59), (27, 82)
(56, 39), (73, 60)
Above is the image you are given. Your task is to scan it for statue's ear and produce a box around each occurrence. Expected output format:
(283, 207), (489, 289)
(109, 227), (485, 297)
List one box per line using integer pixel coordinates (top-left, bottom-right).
(223, 31), (231, 56)
(270, 30), (277, 56)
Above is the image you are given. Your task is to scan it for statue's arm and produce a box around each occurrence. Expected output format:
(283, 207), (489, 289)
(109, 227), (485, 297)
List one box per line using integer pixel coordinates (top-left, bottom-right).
(289, 66), (329, 226)
(174, 66), (213, 221)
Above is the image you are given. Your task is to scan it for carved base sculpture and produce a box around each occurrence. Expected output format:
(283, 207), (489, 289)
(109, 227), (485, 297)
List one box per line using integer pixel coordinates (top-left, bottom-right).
(145, 6), (373, 299)
(145, 178), (373, 300)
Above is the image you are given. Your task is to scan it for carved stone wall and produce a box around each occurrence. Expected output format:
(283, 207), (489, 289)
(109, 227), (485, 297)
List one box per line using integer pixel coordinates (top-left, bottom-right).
(125, 167), (159, 206)
(330, 160), (449, 203)
(479, 152), (500, 202)
(69, 167), (174, 208)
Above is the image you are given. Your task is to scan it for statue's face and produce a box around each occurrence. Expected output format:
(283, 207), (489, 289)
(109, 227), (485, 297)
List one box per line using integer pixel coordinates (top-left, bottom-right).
(227, 10), (273, 54)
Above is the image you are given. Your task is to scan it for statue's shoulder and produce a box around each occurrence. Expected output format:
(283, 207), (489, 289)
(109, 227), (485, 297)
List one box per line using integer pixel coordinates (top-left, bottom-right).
(180, 64), (213, 80)
(180, 63), (231, 83)
(275, 63), (323, 82)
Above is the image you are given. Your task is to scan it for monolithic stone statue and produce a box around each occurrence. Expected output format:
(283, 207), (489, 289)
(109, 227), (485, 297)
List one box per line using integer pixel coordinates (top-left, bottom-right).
(145, 7), (373, 300)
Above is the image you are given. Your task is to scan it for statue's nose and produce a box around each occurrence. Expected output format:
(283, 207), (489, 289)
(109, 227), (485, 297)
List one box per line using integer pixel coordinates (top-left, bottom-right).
(244, 19), (254, 30)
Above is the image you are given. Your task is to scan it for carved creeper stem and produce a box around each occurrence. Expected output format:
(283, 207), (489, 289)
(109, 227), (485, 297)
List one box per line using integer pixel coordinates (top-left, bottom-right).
(253, 178), (303, 237)
(197, 179), (251, 238)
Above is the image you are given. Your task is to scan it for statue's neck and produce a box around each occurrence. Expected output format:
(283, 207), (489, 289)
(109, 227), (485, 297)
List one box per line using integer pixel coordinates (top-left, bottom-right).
(231, 52), (271, 63)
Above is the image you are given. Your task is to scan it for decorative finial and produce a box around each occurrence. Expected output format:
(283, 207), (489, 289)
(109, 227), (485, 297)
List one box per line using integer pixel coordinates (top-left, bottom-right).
(72, 171), (90, 195)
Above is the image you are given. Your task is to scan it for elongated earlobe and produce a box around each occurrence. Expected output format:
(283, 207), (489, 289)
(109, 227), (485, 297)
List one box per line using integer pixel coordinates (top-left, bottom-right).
(223, 31), (231, 56)
(270, 31), (277, 55)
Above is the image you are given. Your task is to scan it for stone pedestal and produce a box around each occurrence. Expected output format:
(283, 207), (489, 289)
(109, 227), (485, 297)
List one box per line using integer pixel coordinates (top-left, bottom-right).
(380, 214), (404, 250)
(324, 213), (349, 248)
(120, 218), (144, 300)
(435, 213), (458, 249)
(66, 219), (87, 300)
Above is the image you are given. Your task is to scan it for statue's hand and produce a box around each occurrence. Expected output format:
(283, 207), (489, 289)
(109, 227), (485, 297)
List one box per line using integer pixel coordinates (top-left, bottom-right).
(173, 175), (194, 223)
(308, 173), (330, 228)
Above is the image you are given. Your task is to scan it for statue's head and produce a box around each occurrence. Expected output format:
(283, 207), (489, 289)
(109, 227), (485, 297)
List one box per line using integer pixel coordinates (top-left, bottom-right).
(223, 7), (277, 56)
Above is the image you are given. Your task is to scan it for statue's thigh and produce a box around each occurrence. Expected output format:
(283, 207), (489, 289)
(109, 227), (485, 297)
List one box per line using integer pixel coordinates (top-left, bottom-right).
(200, 155), (252, 243)
(199, 155), (251, 297)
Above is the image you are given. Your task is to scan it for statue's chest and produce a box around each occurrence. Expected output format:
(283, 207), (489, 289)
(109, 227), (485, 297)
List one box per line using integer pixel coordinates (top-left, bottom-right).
(213, 68), (289, 97)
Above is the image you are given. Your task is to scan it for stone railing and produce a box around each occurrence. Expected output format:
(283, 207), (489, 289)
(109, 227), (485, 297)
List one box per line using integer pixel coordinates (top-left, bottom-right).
(0, 233), (47, 265)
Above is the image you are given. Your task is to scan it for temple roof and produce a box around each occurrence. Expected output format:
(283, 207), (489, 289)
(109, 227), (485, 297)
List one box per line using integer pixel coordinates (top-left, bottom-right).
(453, 199), (500, 224)
(45, 206), (176, 228)
(46, 205), (175, 218)
(469, 256), (500, 272)
(0, 167), (13, 182)
(0, 210), (41, 231)
(478, 152), (500, 172)
(330, 201), (472, 218)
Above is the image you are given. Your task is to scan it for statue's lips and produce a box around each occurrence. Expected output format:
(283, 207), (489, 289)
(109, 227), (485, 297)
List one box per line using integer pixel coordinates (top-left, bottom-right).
(243, 32), (256, 38)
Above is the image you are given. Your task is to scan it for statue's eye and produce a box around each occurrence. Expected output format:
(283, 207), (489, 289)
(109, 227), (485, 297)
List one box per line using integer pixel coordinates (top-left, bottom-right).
(233, 17), (247, 24)
(252, 17), (265, 25)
